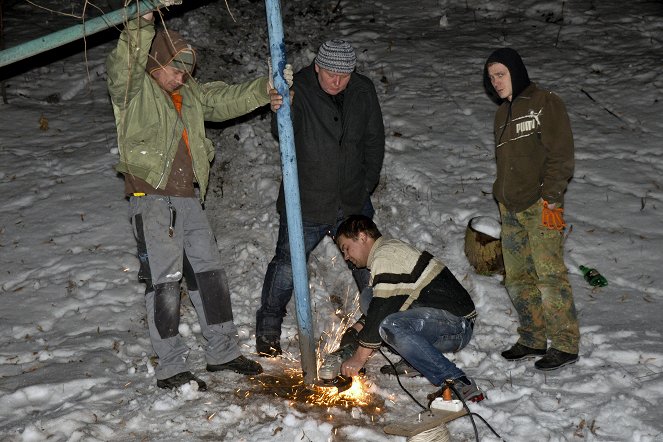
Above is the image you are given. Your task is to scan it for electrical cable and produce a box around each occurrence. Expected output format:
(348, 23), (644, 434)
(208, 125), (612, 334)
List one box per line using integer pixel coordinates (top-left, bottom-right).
(467, 412), (506, 440)
(447, 381), (506, 441)
(378, 348), (427, 411)
(378, 348), (506, 441)
(409, 425), (451, 442)
(448, 380), (480, 442)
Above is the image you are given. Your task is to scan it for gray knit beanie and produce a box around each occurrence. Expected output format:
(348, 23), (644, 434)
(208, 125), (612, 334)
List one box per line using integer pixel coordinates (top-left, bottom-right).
(314, 39), (356, 74)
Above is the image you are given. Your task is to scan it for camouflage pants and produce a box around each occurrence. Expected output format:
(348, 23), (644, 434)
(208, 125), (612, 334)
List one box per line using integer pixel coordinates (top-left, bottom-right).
(499, 201), (580, 354)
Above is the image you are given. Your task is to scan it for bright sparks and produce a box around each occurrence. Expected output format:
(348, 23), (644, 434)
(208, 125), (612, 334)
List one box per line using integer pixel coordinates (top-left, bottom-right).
(245, 370), (377, 410)
(338, 376), (370, 405)
(308, 377), (370, 408)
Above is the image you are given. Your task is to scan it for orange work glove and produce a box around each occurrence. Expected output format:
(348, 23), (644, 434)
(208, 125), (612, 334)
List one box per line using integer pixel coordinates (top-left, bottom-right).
(541, 200), (566, 230)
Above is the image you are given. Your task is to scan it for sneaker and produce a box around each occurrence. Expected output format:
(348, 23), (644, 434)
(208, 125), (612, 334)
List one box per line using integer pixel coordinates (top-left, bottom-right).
(501, 343), (547, 361)
(380, 359), (422, 378)
(534, 348), (578, 371)
(207, 355), (263, 375)
(428, 376), (485, 404)
(256, 335), (282, 358)
(157, 371), (207, 391)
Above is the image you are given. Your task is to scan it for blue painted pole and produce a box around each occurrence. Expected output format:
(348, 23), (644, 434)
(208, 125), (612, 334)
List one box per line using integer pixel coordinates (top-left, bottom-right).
(0, 0), (159, 68)
(264, 0), (316, 384)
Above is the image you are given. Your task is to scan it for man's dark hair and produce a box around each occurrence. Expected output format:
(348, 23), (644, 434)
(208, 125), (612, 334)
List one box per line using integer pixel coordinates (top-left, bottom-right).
(335, 215), (382, 242)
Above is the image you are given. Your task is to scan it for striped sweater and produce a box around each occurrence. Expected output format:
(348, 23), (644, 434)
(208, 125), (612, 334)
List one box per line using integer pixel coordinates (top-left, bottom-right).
(357, 237), (477, 349)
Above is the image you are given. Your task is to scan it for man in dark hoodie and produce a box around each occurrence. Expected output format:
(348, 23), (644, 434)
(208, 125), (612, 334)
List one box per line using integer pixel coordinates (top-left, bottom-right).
(106, 9), (290, 390)
(255, 40), (385, 357)
(484, 48), (580, 371)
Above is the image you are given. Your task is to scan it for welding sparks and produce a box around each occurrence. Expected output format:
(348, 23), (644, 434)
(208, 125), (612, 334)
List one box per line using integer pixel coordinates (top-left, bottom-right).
(316, 285), (362, 360)
(238, 282), (383, 415)
(245, 370), (379, 411)
(336, 376), (370, 405)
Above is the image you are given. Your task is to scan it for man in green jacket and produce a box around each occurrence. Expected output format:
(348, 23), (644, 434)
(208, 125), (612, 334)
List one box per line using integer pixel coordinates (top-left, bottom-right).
(484, 48), (580, 371)
(106, 9), (286, 390)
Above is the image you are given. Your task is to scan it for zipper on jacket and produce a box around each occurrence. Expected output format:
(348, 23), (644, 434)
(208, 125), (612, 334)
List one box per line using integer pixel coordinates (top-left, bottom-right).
(496, 102), (513, 206)
(157, 90), (194, 191)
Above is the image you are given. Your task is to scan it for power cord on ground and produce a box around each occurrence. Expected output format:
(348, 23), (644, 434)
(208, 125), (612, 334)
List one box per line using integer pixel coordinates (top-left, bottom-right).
(467, 412), (505, 441)
(378, 348), (506, 441)
(378, 348), (427, 410)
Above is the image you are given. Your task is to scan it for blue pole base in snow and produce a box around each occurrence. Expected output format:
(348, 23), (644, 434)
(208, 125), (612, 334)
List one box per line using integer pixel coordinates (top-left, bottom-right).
(265, 0), (317, 385)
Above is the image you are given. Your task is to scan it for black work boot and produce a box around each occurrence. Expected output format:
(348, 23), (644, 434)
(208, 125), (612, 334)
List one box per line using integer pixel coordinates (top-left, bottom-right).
(501, 343), (547, 361)
(157, 371), (207, 391)
(256, 335), (282, 357)
(535, 348), (578, 371)
(207, 355), (263, 375)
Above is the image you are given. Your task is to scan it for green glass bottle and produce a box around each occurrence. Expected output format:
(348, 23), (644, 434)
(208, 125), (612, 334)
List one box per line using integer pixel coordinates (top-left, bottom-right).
(579, 265), (608, 287)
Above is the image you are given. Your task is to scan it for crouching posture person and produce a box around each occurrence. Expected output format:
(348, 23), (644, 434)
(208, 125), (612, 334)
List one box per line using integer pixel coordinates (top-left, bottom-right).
(324, 215), (484, 403)
(106, 10), (282, 389)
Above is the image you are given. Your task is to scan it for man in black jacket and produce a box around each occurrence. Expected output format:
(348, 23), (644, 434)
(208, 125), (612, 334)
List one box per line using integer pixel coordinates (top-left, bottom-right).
(256, 40), (385, 357)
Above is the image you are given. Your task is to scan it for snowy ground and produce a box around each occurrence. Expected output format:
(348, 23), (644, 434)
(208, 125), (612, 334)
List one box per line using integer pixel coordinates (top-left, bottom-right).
(1, 0), (662, 440)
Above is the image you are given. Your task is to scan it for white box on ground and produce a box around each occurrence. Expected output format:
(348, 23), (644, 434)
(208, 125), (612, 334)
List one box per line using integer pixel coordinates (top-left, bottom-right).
(430, 398), (464, 412)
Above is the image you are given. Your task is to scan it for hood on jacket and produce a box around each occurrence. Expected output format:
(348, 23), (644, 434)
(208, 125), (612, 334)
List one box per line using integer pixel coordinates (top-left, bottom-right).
(146, 28), (196, 76)
(483, 47), (530, 105)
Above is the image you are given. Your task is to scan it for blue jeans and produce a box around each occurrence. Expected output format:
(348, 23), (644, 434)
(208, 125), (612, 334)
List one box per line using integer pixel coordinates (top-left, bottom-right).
(256, 202), (373, 337)
(377, 305), (473, 386)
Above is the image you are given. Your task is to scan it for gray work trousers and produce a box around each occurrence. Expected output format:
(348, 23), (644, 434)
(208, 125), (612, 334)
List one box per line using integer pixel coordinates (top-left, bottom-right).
(130, 195), (241, 380)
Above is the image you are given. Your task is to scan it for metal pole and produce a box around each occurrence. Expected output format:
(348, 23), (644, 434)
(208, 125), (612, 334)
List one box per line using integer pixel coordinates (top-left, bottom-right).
(264, 0), (316, 384)
(0, 0), (158, 68)
(1, 0), (7, 102)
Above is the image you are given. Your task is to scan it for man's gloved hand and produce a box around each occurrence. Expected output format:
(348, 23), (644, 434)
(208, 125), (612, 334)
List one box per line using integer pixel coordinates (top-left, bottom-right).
(339, 326), (359, 349)
(542, 200), (566, 230)
(267, 58), (294, 90)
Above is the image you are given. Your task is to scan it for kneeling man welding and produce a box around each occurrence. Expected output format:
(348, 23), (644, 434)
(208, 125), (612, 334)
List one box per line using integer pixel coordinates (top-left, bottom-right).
(319, 215), (485, 403)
